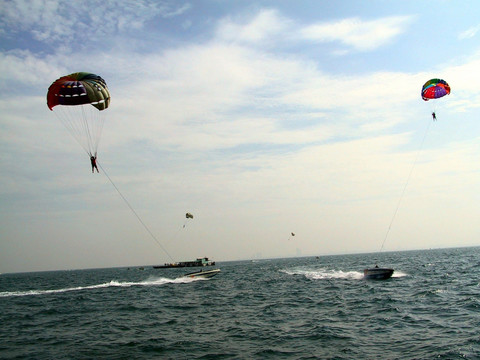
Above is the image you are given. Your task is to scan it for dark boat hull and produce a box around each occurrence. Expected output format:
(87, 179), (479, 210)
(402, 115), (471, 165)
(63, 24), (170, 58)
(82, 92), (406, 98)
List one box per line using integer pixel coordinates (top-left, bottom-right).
(184, 269), (220, 279)
(363, 268), (394, 280)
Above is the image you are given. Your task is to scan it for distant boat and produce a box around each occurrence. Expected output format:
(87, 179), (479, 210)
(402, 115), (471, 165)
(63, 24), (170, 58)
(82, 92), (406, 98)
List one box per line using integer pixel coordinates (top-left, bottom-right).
(153, 257), (215, 269)
(184, 268), (220, 279)
(363, 267), (394, 280)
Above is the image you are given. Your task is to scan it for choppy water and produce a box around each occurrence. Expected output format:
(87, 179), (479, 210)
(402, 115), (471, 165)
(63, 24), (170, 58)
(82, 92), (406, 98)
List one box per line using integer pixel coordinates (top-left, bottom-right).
(1, 247), (479, 359)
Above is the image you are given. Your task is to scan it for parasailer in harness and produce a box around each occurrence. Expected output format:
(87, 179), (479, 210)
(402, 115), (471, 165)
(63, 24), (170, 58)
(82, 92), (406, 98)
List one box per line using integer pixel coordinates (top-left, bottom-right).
(421, 78), (450, 120)
(90, 153), (99, 173)
(47, 72), (110, 171)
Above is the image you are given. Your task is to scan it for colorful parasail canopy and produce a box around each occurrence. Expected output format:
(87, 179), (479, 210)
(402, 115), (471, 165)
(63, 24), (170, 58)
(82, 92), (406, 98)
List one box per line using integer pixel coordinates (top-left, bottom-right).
(421, 78), (450, 101)
(47, 72), (110, 111)
(47, 72), (110, 157)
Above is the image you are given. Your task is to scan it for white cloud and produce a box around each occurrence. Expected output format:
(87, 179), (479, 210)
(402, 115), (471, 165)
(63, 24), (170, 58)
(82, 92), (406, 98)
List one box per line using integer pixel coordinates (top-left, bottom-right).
(459, 24), (480, 39)
(300, 16), (413, 51)
(216, 8), (292, 45)
(441, 51), (480, 111)
(215, 11), (413, 52)
(0, 0), (191, 44)
(0, 50), (64, 91)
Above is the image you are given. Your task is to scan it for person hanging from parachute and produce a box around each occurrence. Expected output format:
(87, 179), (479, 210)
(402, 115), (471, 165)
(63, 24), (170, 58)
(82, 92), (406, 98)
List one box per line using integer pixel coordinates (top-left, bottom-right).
(421, 78), (450, 121)
(47, 72), (110, 172)
(90, 153), (99, 173)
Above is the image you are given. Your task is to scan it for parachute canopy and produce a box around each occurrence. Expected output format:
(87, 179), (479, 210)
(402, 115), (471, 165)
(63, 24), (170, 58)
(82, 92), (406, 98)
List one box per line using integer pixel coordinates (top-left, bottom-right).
(421, 78), (450, 101)
(47, 72), (110, 156)
(186, 213), (194, 219)
(47, 72), (110, 110)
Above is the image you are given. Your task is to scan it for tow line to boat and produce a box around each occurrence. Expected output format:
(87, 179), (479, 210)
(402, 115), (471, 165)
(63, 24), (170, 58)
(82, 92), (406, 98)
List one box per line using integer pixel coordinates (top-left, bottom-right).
(364, 120), (433, 280)
(98, 162), (175, 263)
(380, 120), (432, 252)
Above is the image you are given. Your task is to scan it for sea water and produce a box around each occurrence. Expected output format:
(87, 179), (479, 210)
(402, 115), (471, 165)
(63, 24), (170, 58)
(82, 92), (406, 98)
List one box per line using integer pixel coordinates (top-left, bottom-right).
(1, 247), (479, 359)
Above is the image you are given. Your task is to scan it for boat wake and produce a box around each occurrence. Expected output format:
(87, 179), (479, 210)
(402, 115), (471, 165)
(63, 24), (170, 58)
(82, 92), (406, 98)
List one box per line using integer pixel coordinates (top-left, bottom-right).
(392, 270), (407, 278)
(0, 276), (203, 298)
(284, 268), (407, 280)
(283, 268), (364, 280)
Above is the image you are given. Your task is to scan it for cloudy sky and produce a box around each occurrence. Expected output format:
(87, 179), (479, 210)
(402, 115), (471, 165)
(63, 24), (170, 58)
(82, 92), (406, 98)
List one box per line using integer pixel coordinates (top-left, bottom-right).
(1, 0), (480, 273)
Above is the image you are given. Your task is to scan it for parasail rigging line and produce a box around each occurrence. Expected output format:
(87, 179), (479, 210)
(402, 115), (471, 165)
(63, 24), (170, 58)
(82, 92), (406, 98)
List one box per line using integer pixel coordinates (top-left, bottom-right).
(164, 213), (195, 247)
(380, 119), (433, 252)
(53, 106), (104, 158)
(97, 161), (175, 262)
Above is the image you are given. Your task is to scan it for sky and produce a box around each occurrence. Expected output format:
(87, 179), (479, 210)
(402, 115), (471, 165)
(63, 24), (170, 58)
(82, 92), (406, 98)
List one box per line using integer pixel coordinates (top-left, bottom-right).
(1, 0), (480, 273)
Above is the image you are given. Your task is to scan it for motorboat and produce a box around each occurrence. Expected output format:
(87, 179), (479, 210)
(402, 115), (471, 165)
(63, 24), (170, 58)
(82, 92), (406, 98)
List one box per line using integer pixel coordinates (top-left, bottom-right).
(184, 268), (220, 279)
(363, 267), (394, 280)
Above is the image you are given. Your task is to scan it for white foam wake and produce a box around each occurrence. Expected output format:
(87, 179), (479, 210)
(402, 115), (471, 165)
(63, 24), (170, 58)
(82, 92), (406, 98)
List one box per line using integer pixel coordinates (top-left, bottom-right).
(0, 275), (203, 298)
(282, 268), (364, 280)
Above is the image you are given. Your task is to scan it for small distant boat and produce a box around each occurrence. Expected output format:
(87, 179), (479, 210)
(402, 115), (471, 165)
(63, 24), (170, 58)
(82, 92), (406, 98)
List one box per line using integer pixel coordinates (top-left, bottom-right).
(363, 267), (394, 280)
(184, 268), (220, 279)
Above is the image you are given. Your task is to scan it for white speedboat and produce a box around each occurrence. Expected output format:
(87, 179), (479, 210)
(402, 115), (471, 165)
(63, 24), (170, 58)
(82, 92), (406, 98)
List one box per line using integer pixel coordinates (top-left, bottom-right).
(363, 267), (394, 280)
(184, 268), (220, 279)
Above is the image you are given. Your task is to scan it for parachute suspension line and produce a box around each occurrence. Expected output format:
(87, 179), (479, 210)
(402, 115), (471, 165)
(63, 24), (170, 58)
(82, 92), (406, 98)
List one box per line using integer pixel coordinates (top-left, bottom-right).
(53, 105), (106, 158)
(97, 161), (175, 263)
(95, 108), (105, 156)
(380, 120), (433, 252)
(80, 105), (94, 155)
(80, 105), (104, 157)
(163, 214), (194, 247)
(53, 108), (91, 157)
